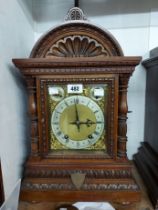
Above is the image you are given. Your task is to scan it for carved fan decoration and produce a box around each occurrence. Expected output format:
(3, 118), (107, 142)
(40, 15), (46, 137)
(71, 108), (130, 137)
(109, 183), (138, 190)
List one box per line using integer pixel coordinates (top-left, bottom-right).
(46, 35), (110, 58)
(30, 5), (123, 58)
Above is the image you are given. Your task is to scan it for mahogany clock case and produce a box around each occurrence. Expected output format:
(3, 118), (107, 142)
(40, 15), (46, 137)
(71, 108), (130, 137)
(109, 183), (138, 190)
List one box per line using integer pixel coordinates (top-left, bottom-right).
(12, 11), (141, 204)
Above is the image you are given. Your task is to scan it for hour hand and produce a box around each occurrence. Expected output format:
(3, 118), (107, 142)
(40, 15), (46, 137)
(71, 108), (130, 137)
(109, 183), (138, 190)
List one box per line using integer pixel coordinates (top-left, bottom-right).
(69, 120), (80, 131)
(80, 119), (103, 127)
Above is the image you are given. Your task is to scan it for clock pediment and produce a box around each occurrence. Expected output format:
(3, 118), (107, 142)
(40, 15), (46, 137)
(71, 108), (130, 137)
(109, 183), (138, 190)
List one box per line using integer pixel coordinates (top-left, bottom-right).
(30, 21), (123, 58)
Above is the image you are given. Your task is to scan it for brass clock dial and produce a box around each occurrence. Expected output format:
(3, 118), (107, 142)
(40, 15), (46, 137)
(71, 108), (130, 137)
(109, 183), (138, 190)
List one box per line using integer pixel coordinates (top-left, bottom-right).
(48, 83), (107, 150)
(51, 95), (104, 149)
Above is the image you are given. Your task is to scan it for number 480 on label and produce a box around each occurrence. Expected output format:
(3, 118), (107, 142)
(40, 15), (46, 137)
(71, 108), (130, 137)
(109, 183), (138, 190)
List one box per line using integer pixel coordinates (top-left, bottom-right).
(67, 84), (83, 94)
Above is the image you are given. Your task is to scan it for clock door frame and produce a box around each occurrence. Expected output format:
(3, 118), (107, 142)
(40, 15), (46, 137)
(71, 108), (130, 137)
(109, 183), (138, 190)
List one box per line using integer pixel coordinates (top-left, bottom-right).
(36, 73), (119, 160)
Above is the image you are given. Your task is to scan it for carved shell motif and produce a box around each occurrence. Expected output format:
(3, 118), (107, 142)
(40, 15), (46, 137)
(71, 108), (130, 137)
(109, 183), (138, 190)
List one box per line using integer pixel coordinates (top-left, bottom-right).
(45, 35), (110, 58)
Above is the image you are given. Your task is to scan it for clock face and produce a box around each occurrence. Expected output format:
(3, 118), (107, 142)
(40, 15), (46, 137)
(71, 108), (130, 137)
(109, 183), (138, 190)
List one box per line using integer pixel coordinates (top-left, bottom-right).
(51, 95), (104, 149)
(48, 84), (108, 150)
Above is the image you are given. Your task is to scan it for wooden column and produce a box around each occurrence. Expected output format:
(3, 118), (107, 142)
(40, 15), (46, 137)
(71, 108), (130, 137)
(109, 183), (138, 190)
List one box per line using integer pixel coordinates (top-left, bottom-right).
(118, 74), (130, 159)
(26, 77), (39, 159)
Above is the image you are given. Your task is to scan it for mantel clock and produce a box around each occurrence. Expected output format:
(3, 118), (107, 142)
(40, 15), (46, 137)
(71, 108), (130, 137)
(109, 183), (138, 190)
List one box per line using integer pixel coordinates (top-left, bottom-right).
(13, 7), (141, 205)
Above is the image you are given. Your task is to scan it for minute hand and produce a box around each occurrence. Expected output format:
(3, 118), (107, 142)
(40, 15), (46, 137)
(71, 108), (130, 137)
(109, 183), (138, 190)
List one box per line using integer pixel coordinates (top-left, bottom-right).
(74, 99), (80, 131)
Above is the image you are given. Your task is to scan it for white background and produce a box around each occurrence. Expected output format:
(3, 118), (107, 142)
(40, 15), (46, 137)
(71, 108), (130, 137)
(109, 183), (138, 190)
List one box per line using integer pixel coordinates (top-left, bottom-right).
(1, 0), (158, 197)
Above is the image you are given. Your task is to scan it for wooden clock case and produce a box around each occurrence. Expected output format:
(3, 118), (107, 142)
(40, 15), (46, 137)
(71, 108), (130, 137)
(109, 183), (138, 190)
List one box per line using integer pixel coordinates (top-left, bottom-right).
(13, 7), (141, 204)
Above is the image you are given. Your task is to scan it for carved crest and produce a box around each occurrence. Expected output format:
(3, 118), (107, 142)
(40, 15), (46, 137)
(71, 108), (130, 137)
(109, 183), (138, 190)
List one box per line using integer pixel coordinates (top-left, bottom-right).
(65, 7), (87, 21)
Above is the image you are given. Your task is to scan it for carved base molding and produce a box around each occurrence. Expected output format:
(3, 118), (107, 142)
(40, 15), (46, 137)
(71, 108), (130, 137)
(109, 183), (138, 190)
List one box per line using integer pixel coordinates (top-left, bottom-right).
(22, 181), (139, 191)
(21, 183), (140, 202)
(20, 161), (140, 203)
(25, 166), (133, 179)
(134, 142), (158, 209)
